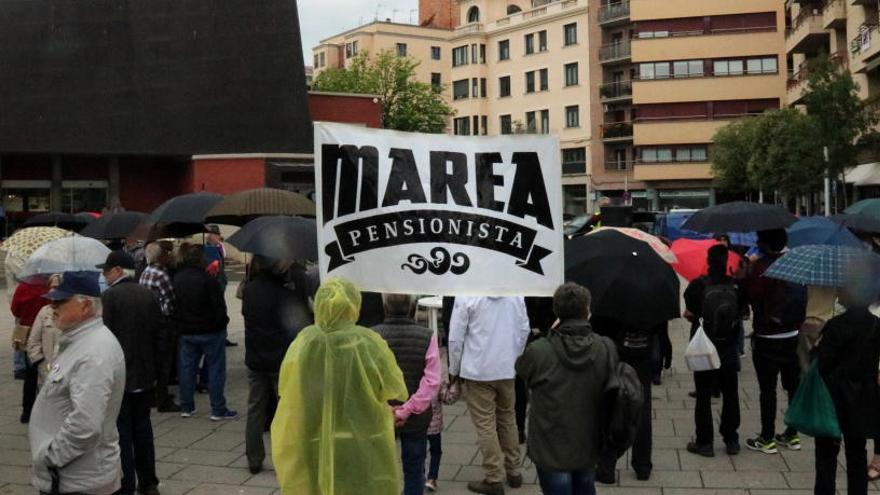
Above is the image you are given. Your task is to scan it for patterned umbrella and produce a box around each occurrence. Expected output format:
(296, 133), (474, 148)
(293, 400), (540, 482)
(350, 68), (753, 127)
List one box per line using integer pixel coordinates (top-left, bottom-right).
(2, 226), (72, 259)
(763, 244), (880, 287)
(586, 226), (677, 263)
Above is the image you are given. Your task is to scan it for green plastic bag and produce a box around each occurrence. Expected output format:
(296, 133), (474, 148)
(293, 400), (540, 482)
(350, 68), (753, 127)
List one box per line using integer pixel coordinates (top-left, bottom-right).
(784, 361), (842, 439)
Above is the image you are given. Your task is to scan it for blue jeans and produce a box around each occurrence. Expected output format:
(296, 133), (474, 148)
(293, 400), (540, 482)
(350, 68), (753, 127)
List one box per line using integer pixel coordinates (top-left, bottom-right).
(399, 432), (427, 495)
(178, 331), (228, 416)
(13, 349), (26, 375)
(536, 467), (596, 495)
(427, 433), (442, 480)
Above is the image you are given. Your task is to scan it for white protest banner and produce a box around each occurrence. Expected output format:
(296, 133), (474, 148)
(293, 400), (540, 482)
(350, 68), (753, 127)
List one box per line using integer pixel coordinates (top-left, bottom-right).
(315, 122), (564, 296)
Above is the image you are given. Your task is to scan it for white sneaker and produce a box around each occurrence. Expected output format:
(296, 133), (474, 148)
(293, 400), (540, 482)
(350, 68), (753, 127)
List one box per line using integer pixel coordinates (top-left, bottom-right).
(180, 408), (196, 418)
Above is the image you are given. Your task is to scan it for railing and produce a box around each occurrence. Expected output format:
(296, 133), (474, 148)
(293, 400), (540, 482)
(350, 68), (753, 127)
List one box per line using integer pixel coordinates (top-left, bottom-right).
(823, 0), (845, 14)
(523, 7), (547, 18)
(601, 122), (633, 139)
(493, 0), (578, 28)
(787, 50), (849, 90)
(851, 23), (879, 55)
(455, 23), (483, 33)
(604, 160), (631, 171)
(598, 1), (630, 24)
(786, 8), (821, 39)
(599, 81), (633, 99)
(599, 40), (631, 61)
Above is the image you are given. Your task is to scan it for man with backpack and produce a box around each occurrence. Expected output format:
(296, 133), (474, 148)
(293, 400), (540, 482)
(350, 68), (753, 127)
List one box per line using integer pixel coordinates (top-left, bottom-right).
(683, 244), (744, 456)
(516, 283), (617, 494)
(743, 229), (807, 454)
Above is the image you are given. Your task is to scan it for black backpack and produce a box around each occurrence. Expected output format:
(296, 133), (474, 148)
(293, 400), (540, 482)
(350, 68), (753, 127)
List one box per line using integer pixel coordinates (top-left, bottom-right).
(599, 337), (645, 460)
(700, 279), (740, 343)
(766, 279), (807, 330)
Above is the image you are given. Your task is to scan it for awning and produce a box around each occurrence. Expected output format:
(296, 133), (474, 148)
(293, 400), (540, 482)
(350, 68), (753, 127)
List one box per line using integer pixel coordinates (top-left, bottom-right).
(845, 162), (880, 186)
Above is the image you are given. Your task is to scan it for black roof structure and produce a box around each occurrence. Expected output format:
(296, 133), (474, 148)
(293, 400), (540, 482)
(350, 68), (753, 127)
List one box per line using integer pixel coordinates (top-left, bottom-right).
(0, 0), (312, 155)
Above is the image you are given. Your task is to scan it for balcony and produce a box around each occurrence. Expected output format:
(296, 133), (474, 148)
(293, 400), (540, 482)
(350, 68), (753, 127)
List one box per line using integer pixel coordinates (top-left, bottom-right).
(604, 159), (631, 171)
(822, 0), (846, 29)
(598, 1), (630, 27)
(786, 50), (849, 103)
(601, 121), (633, 143)
(455, 22), (483, 34)
(851, 23), (880, 72)
(599, 40), (631, 64)
(785, 8), (829, 54)
(491, 0), (581, 30)
(599, 81), (633, 102)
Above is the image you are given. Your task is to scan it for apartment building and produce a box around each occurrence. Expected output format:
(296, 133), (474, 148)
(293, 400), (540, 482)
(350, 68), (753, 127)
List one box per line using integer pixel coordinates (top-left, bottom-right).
(590, 0), (787, 211)
(448, 0), (591, 215)
(312, 20), (454, 92)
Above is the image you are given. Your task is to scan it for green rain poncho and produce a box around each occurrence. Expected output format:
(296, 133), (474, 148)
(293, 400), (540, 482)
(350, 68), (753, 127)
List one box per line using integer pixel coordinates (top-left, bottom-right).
(271, 278), (408, 495)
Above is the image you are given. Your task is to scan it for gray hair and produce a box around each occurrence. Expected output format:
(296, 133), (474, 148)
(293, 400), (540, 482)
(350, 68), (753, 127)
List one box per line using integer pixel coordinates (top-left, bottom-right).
(74, 295), (103, 316)
(552, 283), (592, 320)
(383, 293), (414, 317)
(144, 242), (164, 264)
(121, 268), (136, 279)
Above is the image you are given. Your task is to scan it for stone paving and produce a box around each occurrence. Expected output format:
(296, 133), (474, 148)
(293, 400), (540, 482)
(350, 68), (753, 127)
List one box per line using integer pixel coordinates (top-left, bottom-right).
(0, 286), (878, 495)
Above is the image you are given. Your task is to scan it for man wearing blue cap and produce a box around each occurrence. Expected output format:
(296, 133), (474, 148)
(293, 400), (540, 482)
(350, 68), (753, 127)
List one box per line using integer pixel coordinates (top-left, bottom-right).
(28, 271), (126, 495)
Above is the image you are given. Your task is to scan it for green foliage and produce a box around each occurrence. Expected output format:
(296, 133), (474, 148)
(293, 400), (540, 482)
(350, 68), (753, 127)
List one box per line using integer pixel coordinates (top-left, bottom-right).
(312, 51), (455, 133)
(803, 55), (880, 178)
(712, 109), (823, 197)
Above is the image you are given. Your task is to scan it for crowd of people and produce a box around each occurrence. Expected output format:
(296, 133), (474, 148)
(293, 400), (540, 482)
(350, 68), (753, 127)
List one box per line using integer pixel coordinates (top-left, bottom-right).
(8, 224), (880, 495)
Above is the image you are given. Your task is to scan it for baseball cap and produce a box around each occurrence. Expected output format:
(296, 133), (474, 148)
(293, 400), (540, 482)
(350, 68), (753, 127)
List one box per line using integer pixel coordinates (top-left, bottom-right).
(43, 271), (102, 301)
(97, 250), (136, 270)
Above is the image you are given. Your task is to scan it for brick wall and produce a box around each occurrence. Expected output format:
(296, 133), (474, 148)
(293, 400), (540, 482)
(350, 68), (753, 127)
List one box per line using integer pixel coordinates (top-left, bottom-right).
(308, 93), (383, 128)
(419, 0), (459, 29)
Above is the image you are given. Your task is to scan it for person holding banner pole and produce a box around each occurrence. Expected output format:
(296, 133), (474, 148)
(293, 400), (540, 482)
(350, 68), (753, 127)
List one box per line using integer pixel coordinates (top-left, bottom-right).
(449, 296), (531, 495)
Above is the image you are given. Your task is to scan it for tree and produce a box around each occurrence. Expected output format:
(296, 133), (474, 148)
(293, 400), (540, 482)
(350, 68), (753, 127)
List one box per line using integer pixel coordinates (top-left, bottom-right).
(803, 55), (880, 181)
(312, 51), (455, 133)
(711, 109), (823, 198)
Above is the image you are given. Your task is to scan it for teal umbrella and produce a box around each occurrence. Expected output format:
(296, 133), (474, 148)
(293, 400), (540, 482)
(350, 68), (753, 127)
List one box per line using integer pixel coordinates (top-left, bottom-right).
(844, 199), (880, 219)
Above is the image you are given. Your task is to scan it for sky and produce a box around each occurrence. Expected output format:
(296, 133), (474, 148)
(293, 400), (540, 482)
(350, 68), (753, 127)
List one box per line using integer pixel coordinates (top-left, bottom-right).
(297, 0), (419, 65)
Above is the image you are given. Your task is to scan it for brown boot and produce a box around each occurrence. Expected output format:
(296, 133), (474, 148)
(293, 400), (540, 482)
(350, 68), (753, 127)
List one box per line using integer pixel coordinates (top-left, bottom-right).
(467, 479), (505, 495)
(506, 473), (523, 488)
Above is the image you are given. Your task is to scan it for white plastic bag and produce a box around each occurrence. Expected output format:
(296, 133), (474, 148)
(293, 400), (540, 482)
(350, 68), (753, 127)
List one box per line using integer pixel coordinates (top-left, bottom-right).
(685, 324), (721, 371)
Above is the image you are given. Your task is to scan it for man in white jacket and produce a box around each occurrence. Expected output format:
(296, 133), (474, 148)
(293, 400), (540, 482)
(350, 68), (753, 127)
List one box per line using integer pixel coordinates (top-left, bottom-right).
(448, 296), (531, 495)
(29, 271), (126, 495)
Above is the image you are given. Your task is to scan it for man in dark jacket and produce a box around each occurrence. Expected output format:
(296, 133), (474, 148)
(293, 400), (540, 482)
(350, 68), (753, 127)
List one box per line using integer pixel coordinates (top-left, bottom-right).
(242, 257), (312, 474)
(372, 294), (441, 495)
(516, 283), (615, 494)
(173, 243), (235, 421)
(100, 251), (161, 495)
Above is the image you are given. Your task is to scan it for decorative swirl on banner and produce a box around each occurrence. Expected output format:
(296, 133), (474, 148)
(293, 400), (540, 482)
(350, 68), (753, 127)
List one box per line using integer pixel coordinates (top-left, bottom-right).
(401, 247), (471, 275)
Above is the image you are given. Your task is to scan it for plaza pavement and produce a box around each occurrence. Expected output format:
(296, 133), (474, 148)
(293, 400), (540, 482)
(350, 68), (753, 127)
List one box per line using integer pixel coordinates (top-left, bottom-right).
(0, 281), (878, 495)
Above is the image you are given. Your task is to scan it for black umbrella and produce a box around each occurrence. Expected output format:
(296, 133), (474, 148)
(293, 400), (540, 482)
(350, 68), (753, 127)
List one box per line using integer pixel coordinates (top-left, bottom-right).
(226, 216), (317, 261)
(205, 188), (315, 226)
(682, 201), (797, 233)
(565, 229), (680, 329)
(80, 211), (151, 240)
(149, 192), (224, 239)
(829, 213), (880, 234)
(23, 211), (90, 231)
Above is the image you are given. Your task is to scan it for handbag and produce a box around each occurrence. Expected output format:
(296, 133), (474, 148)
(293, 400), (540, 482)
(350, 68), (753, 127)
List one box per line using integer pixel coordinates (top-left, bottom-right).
(11, 324), (31, 350)
(684, 324), (721, 372)
(784, 361), (842, 439)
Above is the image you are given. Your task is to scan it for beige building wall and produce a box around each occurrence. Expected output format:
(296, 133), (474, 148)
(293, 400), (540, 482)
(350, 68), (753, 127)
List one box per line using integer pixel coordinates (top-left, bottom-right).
(589, 0), (786, 210)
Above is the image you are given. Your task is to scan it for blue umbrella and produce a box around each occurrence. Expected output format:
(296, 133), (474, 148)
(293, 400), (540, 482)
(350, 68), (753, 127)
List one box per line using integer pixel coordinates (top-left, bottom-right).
(785, 216), (862, 248)
(763, 245), (880, 287)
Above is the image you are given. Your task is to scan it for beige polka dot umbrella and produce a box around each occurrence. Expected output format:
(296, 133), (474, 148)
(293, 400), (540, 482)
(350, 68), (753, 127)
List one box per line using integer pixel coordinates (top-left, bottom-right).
(2, 227), (73, 283)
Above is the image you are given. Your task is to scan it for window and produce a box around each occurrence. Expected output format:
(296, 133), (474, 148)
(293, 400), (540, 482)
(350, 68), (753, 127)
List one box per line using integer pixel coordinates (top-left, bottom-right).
(480, 44), (486, 63)
(431, 46), (441, 60)
(499, 39), (510, 60)
(507, 5), (522, 14)
(453, 79), (469, 100)
(562, 148), (587, 174)
(525, 111), (537, 132)
(538, 30), (548, 52)
(641, 145), (708, 163)
(480, 78), (487, 98)
(319, 53), (325, 67)
(691, 147), (708, 161)
(431, 73), (442, 89)
(540, 109), (550, 134)
(673, 60), (704, 78)
(471, 44), (478, 63)
(746, 56), (778, 74)
(564, 23), (578, 46)
(467, 6), (480, 23)
(525, 71), (536, 93)
(481, 116), (488, 135)
(473, 116), (480, 135)
(564, 62), (578, 86)
(472, 78), (479, 97)
(453, 46), (469, 67)
(396, 43), (407, 57)
(499, 76), (511, 97)
(453, 117), (470, 136)
(639, 62), (670, 80)
(565, 106), (580, 128)
(539, 68), (548, 91)
(525, 33), (535, 54)
(500, 115), (513, 134)
(714, 59), (743, 76)
(314, 54), (319, 67)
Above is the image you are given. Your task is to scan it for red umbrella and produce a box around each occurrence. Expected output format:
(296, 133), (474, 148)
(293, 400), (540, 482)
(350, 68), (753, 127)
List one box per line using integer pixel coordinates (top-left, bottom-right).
(670, 238), (742, 281)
